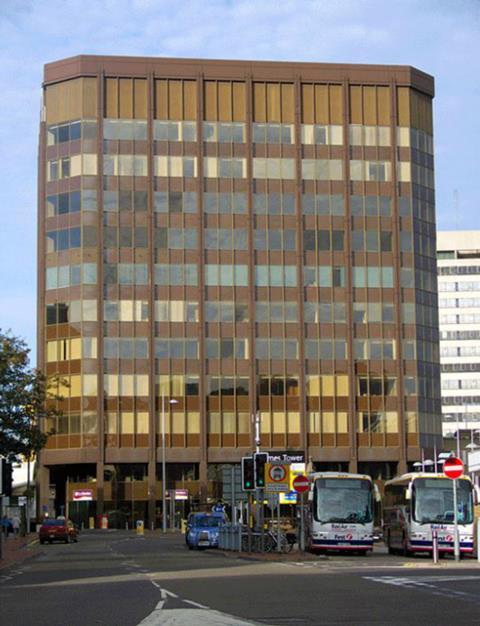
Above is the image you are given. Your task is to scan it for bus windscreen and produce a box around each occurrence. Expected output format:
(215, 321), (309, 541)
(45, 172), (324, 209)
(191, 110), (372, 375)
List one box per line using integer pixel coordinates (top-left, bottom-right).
(412, 478), (473, 524)
(314, 478), (373, 524)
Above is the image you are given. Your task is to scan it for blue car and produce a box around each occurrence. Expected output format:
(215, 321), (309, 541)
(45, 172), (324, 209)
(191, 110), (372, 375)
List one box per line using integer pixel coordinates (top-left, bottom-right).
(185, 512), (225, 549)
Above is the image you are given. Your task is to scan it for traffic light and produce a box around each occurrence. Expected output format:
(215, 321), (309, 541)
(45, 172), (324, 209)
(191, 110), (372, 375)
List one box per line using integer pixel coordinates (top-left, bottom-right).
(254, 452), (268, 488)
(241, 456), (255, 491)
(1, 459), (13, 496)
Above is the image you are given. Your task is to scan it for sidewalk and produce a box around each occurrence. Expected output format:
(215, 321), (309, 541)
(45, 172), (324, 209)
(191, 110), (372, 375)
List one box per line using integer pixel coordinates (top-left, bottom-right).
(0, 534), (39, 570)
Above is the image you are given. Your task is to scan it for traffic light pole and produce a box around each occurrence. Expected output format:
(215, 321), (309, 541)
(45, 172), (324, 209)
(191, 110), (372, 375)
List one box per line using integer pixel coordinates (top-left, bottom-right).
(253, 412), (264, 548)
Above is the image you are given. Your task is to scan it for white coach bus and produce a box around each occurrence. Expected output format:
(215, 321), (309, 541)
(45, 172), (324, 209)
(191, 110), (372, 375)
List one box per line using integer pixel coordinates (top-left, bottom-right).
(306, 472), (376, 554)
(383, 473), (477, 556)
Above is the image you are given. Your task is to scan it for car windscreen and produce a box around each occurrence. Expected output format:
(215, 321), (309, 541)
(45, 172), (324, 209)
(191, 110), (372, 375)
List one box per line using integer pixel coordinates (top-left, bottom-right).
(192, 516), (221, 527)
(41, 520), (65, 527)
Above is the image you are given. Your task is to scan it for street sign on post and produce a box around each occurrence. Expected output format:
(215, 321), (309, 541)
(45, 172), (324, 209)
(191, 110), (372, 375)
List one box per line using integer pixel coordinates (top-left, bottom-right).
(443, 457), (464, 479)
(292, 475), (309, 493)
(443, 456), (464, 562)
(292, 475), (309, 552)
(265, 462), (290, 493)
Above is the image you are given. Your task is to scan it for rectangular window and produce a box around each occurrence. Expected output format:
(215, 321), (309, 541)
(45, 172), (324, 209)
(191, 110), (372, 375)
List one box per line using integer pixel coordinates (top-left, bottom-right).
(203, 192), (247, 214)
(253, 123), (294, 144)
(204, 157), (246, 179)
(252, 158), (295, 180)
(153, 120), (196, 142)
(154, 156), (197, 178)
(203, 122), (246, 143)
(301, 124), (343, 145)
(104, 119), (148, 140)
(301, 159), (343, 181)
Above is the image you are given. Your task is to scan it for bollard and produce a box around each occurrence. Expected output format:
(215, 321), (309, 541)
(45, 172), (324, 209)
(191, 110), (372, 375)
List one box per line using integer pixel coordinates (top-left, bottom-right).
(432, 529), (438, 564)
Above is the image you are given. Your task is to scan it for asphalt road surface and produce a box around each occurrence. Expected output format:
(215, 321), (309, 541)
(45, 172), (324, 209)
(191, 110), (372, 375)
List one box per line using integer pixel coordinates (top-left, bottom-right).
(1, 531), (480, 625)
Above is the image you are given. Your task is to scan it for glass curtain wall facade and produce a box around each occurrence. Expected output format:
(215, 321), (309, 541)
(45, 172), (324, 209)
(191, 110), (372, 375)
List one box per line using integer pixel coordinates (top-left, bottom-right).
(37, 56), (440, 523)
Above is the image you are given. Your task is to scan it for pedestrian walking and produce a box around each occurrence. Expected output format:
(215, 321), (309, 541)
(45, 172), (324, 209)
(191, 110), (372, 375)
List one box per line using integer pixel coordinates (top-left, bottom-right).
(12, 515), (20, 538)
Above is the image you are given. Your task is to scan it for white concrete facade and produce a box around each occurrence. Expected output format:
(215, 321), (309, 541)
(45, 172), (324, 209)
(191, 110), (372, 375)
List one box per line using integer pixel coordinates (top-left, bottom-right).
(437, 231), (480, 437)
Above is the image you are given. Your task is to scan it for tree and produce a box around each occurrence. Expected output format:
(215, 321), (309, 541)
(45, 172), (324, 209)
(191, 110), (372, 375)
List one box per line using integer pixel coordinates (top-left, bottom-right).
(0, 329), (60, 460)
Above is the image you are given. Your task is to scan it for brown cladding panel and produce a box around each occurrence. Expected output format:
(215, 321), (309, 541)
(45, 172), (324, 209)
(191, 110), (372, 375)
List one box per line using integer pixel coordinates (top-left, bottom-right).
(168, 80), (183, 120)
(266, 83), (281, 122)
(411, 89), (433, 134)
(349, 85), (363, 124)
(301, 84), (314, 124)
(155, 80), (169, 119)
(46, 78), (98, 124)
(315, 85), (329, 124)
(329, 85), (343, 124)
(119, 78), (133, 118)
(232, 82), (246, 121)
(218, 82), (232, 121)
(363, 86), (377, 125)
(204, 81), (218, 120)
(377, 86), (390, 125)
(280, 83), (294, 123)
(253, 83), (267, 122)
(397, 86), (410, 126)
(105, 78), (118, 118)
(183, 81), (197, 120)
(134, 79), (148, 119)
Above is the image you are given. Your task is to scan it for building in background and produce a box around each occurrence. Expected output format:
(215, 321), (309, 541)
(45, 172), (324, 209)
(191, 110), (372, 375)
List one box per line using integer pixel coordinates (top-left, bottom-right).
(437, 231), (480, 444)
(37, 55), (440, 526)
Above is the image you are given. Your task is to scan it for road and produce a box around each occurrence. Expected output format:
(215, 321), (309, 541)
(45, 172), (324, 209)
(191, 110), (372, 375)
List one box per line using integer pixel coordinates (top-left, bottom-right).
(1, 531), (480, 625)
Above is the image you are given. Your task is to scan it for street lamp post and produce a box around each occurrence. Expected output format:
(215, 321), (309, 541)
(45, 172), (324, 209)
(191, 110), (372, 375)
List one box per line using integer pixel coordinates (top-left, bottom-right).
(162, 394), (177, 532)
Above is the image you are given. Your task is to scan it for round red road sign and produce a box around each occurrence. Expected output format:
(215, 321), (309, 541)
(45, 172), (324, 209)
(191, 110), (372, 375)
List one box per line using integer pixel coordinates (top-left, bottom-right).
(293, 475), (309, 493)
(269, 464), (287, 482)
(443, 456), (464, 479)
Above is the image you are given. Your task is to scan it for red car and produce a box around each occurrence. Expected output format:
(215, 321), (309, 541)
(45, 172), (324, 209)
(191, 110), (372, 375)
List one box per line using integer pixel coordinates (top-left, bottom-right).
(39, 519), (78, 544)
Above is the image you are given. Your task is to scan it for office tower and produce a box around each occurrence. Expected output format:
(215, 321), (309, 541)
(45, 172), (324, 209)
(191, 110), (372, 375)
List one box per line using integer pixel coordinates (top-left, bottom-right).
(437, 231), (480, 440)
(38, 55), (440, 524)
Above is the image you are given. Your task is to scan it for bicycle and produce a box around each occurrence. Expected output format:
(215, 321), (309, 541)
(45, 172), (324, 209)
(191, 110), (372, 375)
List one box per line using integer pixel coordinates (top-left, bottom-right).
(264, 529), (295, 553)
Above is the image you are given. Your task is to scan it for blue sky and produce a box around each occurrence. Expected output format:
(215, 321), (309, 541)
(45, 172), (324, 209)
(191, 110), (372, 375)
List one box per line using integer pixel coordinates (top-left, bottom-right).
(0, 0), (479, 359)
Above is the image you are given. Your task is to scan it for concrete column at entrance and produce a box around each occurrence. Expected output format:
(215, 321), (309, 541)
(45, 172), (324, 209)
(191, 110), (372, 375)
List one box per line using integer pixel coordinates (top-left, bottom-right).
(148, 460), (156, 528)
(348, 458), (358, 474)
(96, 461), (104, 516)
(397, 459), (407, 475)
(36, 464), (50, 519)
(199, 460), (208, 505)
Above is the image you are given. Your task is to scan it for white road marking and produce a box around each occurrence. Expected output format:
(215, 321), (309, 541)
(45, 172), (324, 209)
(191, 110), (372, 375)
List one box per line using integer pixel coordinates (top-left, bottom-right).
(363, 574), (480, 605)
(184, 599), (210, 609)
(136, 608), (262, 625)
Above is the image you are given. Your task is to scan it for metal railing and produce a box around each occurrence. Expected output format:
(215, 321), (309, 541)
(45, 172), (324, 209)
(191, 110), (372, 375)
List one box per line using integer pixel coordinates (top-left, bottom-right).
(218, 524), (295, 553)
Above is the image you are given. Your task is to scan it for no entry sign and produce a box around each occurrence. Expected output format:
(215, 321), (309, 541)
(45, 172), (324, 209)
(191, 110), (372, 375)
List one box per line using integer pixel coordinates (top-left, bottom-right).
(443, 457), (464, 480)
(293, 475), (309, 493)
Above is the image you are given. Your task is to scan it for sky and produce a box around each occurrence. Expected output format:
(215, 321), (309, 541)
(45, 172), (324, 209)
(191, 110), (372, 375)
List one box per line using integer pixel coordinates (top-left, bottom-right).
(0, 0), (479, 359)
